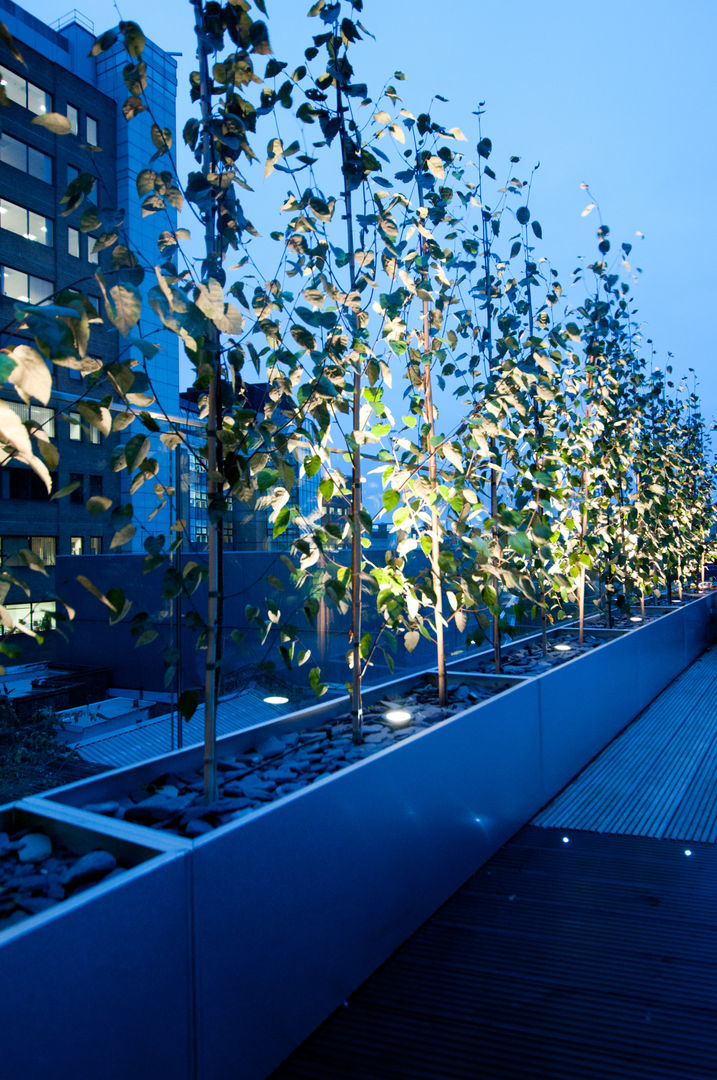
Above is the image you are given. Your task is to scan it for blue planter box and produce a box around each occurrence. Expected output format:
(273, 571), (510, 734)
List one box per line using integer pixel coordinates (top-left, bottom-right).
(0, 800), (192, 1080)
(8, 592), (716, 1080)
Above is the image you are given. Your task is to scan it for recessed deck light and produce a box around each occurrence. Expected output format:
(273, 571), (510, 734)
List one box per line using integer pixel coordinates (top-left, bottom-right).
(562, 836), (570, 844)
(685, 849), (693, 857)
(554, 643), (572, 652)
(263, 695), (289, 705)
(629, 616), (642, 622)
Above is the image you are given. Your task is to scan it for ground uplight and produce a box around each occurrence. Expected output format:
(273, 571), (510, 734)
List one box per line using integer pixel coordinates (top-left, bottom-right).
(385, 709), (412, 727)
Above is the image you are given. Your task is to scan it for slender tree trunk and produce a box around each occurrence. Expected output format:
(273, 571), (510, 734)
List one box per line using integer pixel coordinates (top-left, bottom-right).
(422, 296), (447, 706)
(541, 585), (547, 655)
(336, 83), (363, 744)
(490, 464), (502, 673)
(193, 0), (221, 802)
(577, 372), (593, 645)
(577, 487), (588, 645)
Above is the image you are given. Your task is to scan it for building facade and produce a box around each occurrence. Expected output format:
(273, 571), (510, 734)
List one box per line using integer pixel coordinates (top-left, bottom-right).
(0, 1), (178, 634)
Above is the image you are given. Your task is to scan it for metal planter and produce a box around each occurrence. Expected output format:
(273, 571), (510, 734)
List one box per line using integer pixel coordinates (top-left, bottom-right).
(0, 800), (192, 1080)
(19, 592), (717, 1080)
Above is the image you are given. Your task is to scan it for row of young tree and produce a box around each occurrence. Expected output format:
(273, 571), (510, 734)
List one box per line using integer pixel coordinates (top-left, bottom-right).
(0, 0), (715, 799)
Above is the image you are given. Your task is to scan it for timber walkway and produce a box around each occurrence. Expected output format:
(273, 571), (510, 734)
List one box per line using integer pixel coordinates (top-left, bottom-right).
(271, 644), (717, 1079)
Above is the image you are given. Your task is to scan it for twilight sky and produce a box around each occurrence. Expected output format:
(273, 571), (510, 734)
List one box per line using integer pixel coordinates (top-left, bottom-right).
(16, 0), (717, 422)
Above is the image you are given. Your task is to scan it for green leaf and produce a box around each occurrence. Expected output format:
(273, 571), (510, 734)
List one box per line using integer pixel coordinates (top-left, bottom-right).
(360, 632), (372, 659)
(404, 630), (420, 652)
(477, 137), (492, 158)
(482, 585), (497, 607)
(382, 489), (400, 513)
(318, 477), (334, 502)
(508, 531), (532, 556)
(516, 206), (530, 225)
(125, 434), (150, 472)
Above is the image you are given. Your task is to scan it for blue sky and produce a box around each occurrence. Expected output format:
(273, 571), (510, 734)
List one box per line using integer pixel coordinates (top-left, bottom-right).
(17, 0), (717, 423)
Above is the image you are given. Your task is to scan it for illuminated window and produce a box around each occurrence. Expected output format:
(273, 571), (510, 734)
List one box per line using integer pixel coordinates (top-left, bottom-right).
(89, 536), (102, 555)
(3, 398), (54, 440)
(68, 227), (80, 257)
(68, 412), (82, 441)
(0, 67), (51, 114)
(66, 104), (78, 135)
(31, 535), (56, 566)
(70, 536), (83, 555)
(1, 266), (53, 304)
(0, 199), (52, 246)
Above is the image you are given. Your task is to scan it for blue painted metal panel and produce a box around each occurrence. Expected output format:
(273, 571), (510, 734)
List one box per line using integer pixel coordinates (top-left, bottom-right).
(0, 802), (193, 1080)
(537, 629), (645, 802)
(190, 678), (542, 1080)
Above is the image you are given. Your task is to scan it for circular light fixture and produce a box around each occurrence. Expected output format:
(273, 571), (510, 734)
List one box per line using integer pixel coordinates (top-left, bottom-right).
(562, 836), (570, 844)
(629, 616), (642, 623)
(554, 643), (572, 652)
(385, 709), (412, 726)
(685, 849), (693, 857)
(264, 695), (289, 706)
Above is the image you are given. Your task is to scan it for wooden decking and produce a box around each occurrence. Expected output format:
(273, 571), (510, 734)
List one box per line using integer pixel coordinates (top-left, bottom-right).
(271, 644), (717, 1079)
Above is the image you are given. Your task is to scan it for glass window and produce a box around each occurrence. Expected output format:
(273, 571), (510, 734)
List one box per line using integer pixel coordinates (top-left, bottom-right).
(89, 423), (101, 445)
(31, 535), (56, 566)
(4, 400), (29, 423)
(0, 133), (25, 171)
(28, 145), (52, 183)
(0, 199), (52, 246)
(0, 67), (25, 107)
(0, 536), (25, 565)
(68, 227), (80, 257)
(26, 82), (50, 116)
(67, 164), (79, 184)
(70, 536), (83, 555)
(69, 474), (83, 504)
(68, 411), (82, 441)
(27, 210), (51, 245)
(0, 68), (51, 115)
(2, 266), (29, 301)
(8, 469), (47, 500)
(89, 474), (103, 497)
(87, 238), (98, 265)
(29, 275), (52, 303)
(89, 536), (102, 555)
(1, 267), (52, 303)
(66, 104), (78, 135)
(1, 199), (25, 235)
(86, 116), (98, 146)
(29, 405), (55, 438)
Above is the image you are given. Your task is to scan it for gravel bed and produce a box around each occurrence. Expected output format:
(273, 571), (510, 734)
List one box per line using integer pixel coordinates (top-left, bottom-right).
(77, 680), (500, 839)
(1, 829), (126, 930)
(477, 633), (610, 675)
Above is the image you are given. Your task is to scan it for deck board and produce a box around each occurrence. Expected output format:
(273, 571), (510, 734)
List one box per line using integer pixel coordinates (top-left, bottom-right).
(271, 644), (717, 1079)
